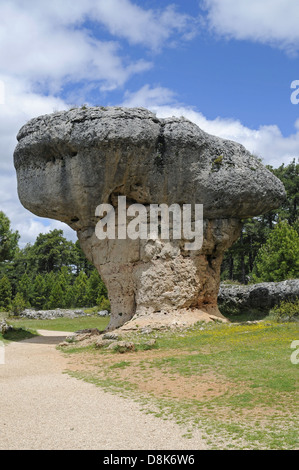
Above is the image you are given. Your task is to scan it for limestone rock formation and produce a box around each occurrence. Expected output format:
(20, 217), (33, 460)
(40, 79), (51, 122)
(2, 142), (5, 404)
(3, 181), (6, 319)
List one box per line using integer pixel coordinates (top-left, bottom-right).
(14, 107), (286, 330)
(218, 279), (299, 317)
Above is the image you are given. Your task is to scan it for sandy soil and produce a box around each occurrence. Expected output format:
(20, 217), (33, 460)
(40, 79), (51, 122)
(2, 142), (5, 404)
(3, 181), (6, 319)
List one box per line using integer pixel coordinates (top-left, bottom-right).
(0, 330), (206, 450)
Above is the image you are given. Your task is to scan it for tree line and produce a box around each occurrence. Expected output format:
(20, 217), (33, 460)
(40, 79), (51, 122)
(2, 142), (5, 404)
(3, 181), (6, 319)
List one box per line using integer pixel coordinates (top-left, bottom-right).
(221, 158), (299, 283)
(0, 159), (298, 313)
(0, 225), (109, 313)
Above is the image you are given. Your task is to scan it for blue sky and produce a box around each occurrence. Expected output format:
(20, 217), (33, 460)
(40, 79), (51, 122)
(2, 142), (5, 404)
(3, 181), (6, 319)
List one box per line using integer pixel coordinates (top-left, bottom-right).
(1, 0), (299, 246)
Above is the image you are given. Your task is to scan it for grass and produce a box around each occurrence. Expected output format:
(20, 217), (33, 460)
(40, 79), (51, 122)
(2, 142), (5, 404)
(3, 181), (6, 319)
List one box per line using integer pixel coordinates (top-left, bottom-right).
(61, 319), (299, 450)
(6, 314), (110, 333)
(0, 310), (109, 343)
(0, 326), (37, 342)
(0, 311), (38, 342)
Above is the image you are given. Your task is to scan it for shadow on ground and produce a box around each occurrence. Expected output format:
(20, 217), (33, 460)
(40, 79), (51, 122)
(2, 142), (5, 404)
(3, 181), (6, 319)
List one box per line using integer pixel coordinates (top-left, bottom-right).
(23, 334), (70, 345)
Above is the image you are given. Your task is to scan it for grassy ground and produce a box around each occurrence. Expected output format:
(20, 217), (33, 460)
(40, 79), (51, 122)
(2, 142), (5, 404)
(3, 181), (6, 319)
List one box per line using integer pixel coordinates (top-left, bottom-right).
(1, 310), (298, 449)
(0, 311), (109, 342)
(62, 319), (299, 450)
(6, 315), (110, 333)
(0, 311), (37, 342)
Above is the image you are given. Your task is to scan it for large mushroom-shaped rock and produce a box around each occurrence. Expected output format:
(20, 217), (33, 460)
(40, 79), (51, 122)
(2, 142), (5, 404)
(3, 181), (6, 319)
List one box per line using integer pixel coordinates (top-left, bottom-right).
(14, 107), (285, 330)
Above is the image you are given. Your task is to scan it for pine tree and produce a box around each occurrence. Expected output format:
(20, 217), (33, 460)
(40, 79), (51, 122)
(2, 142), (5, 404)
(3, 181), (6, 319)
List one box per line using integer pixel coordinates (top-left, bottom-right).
(17, 273), (32, 307)
(221, 159), (299, 283)
(32, 229), (75, 273)
(72, 271), (88, 307)
(0, 212), (19, 262)
(252, 220), (299, 282)
(85, 269), (102, 306)
(10, 292), (26, 316)
(0, 275), (12, 311)
(32, 274), (47, 309)
(47, 280), (65, 309)
(58, 266), (72, 308)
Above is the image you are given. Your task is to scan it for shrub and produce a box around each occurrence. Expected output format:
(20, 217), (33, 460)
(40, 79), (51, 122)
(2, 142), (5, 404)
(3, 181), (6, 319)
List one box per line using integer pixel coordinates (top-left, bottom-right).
(269, 299), (299, 322)
(10, 292), (26, 316)
(97, 296), (111, 312)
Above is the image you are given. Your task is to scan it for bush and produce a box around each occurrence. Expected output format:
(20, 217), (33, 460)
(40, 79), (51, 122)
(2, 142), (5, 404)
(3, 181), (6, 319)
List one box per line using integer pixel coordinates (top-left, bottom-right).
(10, 292), (26, 316)
(98, 296), (111, 312)
(269, 299), (299, 322)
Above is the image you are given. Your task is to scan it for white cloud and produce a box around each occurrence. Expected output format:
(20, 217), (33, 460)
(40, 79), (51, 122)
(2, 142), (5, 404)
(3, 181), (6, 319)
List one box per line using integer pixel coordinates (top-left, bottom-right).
(0, 75), (71, 246)
(122, 85), (299, 168)
(122, 84), (178, 109)
(91, 0), (198, 49)
(0, 0), (196, 93)
(0, 0), (199, 246)
(0, 75), (66, 173)
(0, 2), (151, 93)
(15, 218), (77, 248)
(203, 0), (299, 53)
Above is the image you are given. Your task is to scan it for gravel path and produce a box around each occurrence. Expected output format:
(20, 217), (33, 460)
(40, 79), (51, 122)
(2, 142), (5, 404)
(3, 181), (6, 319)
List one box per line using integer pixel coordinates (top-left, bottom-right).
(0, 331), (206, 450)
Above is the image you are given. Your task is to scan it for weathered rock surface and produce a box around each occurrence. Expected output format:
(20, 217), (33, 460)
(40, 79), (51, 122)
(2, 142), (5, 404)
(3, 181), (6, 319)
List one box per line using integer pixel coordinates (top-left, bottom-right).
(14, 107), (286, 330)
(0, 319), (13, 335)
(218, 279), (299, 316)
(20, 308), (86, 320)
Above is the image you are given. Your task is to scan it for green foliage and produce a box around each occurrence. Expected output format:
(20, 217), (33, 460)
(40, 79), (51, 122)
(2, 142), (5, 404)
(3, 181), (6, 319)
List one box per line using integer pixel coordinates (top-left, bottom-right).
(221, 159), (299, 284)
(0, 211), (20, 262)
(269, 299), (299, 322)
(72, 271), (88, 307)
(72, 240), (95, 276)
(32, 229), (75, 273)
(47, 280), (65, 309)
(0, 215), (109, 311)
(46, 266), (71, 309)
(212, 154), (224, 170)
(221, 216), (272, 283)
(267, 158), (299, 225)
(17, 273), (32, 306)
(0, 275), (12, 311)
(97, 296), (111, 312)
(252, 220), (299, 282)
(86, 269), (102, 306)
(32, 274), (47, 309)
(10, 292), (26, 316)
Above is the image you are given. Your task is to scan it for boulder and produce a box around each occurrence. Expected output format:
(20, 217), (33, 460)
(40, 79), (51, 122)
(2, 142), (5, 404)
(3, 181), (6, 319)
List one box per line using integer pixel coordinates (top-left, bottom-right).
(106, 341), (135, 353)
(20, 308), (86, 320)
(218, 279), (299, 316)
(0, 320), (13, 335)
(14, 107), (286, 330)
(97, 310), (109, 317)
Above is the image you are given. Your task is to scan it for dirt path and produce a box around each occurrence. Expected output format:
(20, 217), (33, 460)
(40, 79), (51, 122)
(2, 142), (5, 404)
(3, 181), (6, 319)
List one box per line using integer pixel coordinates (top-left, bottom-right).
(0, 331), (206, 450)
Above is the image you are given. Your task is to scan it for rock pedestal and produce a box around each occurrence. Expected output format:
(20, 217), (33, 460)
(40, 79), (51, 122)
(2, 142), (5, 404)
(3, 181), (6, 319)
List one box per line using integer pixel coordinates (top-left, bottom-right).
(14, 107), (286, 330)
